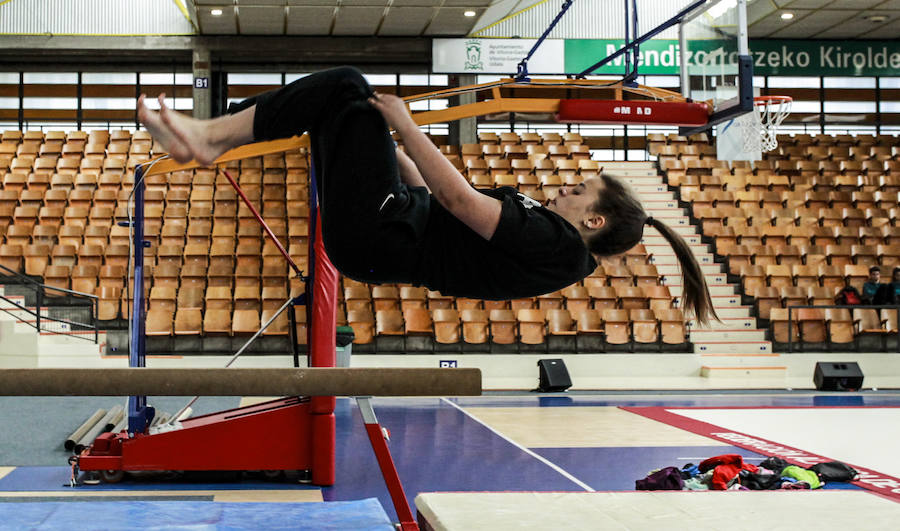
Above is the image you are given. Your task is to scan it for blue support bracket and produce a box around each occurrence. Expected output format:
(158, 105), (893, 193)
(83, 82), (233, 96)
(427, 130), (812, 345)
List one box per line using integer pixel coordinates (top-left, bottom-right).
(516, 0), (574, 82)
(578, 0), (706, 78)
(127, 164), (152, 435)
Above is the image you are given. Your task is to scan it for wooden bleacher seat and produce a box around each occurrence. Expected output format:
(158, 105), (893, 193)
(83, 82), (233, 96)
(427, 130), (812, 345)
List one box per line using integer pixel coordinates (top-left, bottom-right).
(656, 309), (687, 345)
(459, 309), (488, 345)
(536, 290), (563, 310)
(602, 309), (630, 346)
(588, 286), (617, 311)
(517, 309), (546, 345)
(375, 309), (404, 339)
(203, 308), (232, 335)
(402, 307), (433, 337)
(574, 309), (603, 348)
(547, 309), (575, 338)
(824, 308), (854, 349)
(561, 285), (590, 314)
(797, 308), (826, 345)
(43, 264), (71, 293)
(617, 286), (647, 310)
(631, 309), (658, 347)
(769, 308), (800, 344)
(71, 265), (99, 295)
(432, 309), (460, 345)
(488, 309), (516, 345)
(232, 309), (260, 334)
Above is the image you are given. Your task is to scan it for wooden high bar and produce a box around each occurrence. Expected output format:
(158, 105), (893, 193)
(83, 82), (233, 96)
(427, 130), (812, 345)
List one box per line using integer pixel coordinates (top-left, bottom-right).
(0, 368), (482, 397)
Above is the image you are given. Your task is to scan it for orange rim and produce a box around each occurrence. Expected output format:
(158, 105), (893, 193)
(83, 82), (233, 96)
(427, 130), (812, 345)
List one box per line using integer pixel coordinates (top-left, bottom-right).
(753, 95), (792, 106)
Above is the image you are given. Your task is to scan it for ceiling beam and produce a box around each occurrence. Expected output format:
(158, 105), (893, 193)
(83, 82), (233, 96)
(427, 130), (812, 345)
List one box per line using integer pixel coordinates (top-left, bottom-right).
(0, 35), (432, 69)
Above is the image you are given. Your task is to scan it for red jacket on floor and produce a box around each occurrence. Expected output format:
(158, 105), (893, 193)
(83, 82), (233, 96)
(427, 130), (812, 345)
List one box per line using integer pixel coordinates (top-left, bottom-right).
(699, 454), (759, 490)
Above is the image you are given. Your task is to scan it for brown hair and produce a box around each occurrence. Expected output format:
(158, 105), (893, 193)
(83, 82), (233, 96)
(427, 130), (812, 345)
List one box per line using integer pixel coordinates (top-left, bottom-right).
(585, 174), (718, 325)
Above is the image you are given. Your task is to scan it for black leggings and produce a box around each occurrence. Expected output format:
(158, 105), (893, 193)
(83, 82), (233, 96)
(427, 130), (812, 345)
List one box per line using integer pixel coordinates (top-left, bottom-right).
(230, 67), (428, 283)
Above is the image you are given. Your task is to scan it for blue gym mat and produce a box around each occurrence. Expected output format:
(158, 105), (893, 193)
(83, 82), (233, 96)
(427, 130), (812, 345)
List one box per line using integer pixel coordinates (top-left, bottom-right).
(0, 499), (394, 530)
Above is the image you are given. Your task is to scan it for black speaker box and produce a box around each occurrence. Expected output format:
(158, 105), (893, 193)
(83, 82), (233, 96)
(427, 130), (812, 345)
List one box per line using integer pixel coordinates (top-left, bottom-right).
(814, 362), (864, 391)
(536, 359), (572, 392)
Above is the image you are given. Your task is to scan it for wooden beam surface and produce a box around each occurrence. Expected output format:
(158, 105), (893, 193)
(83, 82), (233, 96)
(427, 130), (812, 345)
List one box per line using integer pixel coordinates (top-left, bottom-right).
(0, 368), (482, 397)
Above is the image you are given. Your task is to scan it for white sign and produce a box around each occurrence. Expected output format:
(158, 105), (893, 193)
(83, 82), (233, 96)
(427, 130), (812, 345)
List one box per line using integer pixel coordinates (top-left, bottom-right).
(432, 38), (565, 74)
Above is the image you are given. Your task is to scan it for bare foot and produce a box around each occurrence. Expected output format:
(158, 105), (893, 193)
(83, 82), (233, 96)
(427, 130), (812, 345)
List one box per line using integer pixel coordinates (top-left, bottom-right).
(137, 94), (194, 163)
(158, 95), (226, 166)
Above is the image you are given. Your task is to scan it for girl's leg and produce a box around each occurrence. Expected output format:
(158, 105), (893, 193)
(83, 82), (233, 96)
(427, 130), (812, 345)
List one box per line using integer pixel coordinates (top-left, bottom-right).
(138, 94), (254, 165)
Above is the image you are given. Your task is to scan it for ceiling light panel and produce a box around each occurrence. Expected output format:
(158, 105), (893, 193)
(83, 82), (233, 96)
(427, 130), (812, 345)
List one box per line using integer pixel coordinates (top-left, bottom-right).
(425, 7), (481, 35)
(198, 6), (238, 34)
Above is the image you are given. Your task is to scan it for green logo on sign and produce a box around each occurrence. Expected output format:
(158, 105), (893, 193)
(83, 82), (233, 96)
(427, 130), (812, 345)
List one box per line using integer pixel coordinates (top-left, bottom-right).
(464, 40), (483, 71)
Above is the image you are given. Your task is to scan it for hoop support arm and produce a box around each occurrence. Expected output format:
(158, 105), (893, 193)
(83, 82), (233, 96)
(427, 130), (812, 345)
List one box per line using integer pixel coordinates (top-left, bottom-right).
(0, 368), (483, 397)
(221, 169), (303, 277)
(143, 136), (310, 177)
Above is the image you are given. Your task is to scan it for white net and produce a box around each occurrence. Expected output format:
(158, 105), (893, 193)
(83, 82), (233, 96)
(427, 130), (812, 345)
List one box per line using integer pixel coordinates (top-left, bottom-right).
(738, 112), (762, 154)
(743, 97), (792, 153)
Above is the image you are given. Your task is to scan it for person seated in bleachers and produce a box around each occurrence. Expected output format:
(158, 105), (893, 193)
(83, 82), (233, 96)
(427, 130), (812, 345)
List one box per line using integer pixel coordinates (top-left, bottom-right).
(861, 266), (881, 304)
(834, 278), (862, 306)
(892, 267), (900, 305)
(873, 266), (900, 306)
(137, 67), (718, 324)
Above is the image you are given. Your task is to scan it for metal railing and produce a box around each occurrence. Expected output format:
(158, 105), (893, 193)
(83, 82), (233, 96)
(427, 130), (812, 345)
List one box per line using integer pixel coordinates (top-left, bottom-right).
(785, 304), (900, 353)
(0, 264), (99, 343)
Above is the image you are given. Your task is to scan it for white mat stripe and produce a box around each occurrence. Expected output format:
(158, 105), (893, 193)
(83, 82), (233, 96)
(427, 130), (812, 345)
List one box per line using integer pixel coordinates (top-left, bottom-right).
(440, 398), (595, 492)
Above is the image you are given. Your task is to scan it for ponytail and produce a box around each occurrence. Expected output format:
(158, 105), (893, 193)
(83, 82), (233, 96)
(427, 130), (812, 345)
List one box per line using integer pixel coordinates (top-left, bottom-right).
(646, 217), (718, 326)
(584, 174), (719, 326)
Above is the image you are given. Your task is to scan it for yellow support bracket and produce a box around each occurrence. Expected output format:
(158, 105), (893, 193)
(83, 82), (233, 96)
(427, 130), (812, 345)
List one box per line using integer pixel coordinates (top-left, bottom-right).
(144, 136), (309, 176)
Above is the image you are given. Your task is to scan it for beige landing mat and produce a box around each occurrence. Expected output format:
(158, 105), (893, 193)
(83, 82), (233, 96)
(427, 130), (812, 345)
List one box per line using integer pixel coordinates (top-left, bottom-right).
(462, 406), (729, 448)
(416, 491), (900, 531)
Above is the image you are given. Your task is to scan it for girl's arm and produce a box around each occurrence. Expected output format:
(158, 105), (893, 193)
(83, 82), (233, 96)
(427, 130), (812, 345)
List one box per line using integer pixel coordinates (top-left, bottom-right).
(396, 147), (428, 189)
(370, 93), (501, 241)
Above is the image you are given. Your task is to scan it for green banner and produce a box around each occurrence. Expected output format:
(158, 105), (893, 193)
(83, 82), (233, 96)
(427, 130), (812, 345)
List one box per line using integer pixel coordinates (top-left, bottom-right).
(564, 39), (900, 77)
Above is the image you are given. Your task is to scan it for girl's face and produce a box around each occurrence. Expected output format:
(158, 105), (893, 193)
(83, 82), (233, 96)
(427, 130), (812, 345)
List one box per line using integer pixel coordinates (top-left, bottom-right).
(545, 177), (606, 232)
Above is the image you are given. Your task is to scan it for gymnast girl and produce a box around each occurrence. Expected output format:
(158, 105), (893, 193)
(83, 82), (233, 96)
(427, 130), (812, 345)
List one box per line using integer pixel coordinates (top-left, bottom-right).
(138, 67), (717, 324)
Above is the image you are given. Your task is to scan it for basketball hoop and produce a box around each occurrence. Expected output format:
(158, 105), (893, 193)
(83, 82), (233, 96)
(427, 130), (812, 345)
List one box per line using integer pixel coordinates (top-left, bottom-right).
(742, 95), (792, 153)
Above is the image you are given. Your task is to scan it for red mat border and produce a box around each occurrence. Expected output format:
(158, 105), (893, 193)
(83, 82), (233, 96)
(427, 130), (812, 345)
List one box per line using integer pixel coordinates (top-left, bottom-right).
(621, 406), (900, 502)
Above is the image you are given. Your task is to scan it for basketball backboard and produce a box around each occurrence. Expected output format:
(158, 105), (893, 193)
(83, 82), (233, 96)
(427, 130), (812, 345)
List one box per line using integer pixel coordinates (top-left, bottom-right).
(679, 0), (753, 136)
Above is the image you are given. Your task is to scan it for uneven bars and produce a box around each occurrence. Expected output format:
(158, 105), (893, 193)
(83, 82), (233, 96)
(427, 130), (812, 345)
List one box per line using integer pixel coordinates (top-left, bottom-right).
(0, 368), (482, 397)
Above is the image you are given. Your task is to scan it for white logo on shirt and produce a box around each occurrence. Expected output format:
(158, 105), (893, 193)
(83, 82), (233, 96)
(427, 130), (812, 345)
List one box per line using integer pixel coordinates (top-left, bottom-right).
(517, 193), (542, 210)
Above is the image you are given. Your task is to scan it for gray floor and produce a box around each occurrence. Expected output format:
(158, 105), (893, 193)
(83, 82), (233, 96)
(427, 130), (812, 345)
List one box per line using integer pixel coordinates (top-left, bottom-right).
(0, 396), (241, 466)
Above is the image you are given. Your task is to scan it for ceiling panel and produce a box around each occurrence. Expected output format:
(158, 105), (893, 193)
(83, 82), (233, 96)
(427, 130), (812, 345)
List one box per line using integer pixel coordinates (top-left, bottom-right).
(340, 0), (390, 6)
(865, 23), (900, 37)
(748, 9), (814, 37)
(193, 0), (222, 5)
(286, 6), (334, 35)
(238, 6), (285, 34)
(379, 6), (434, 36)
(766, 9), (847, 38)
(390, 0), (442, 5)
(332, 6), (384, 36)
(239, 0), (287, 6)
(198, 6), (238, 34)
(814, 12), (900, 38)
(826, 0), (884, 8)
(441, 0), (494, 5)
(286, 0), (335, 5)
(425, 7), (482, 35)
(779, 0), (834, 8)
(874, 0), (900, 8)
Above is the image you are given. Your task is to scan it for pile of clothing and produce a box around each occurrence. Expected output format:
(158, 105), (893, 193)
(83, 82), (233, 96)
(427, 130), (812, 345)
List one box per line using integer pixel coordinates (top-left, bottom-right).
(636, 454), (859, 491)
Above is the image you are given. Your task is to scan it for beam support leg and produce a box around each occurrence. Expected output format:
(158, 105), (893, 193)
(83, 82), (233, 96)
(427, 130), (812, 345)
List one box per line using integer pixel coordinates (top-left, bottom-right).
(357, 397), (418, 531)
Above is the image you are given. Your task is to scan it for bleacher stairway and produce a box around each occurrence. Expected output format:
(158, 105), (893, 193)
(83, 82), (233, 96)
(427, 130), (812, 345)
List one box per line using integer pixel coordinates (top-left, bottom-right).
(606, 161), (787, 382)
(0, 285), (106, 367)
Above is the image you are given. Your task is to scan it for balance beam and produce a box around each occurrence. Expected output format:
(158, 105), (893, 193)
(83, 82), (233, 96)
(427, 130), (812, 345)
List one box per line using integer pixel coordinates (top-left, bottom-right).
(0, 368), (482, 397)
